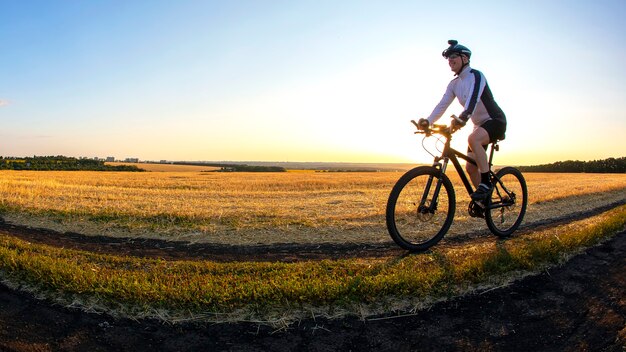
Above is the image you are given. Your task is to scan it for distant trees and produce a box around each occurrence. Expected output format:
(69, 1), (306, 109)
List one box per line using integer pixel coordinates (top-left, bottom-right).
(0, 156), (143, 171)
(0, 156), (286, 172)
(173, 161), (286, 172)
(518, 157), (626, 173)
(5, 156), (621, 173)
(217, 165), (287, 172)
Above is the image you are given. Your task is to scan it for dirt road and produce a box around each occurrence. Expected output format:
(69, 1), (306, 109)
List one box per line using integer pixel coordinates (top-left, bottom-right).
(0, 225), (624, 351)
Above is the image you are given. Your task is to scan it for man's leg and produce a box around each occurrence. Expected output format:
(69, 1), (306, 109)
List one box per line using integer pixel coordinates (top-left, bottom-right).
(468, 128), (491, 200)
(465, 152), (480, 188)
(468, 128), (490, 173)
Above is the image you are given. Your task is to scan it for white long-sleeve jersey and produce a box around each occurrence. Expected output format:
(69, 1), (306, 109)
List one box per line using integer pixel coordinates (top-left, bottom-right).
(426, 65), (505, 128)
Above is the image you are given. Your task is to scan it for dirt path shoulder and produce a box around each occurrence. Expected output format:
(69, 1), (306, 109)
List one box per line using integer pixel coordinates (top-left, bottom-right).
(0, 232), (624, 351)
(1, 201), (623, 263)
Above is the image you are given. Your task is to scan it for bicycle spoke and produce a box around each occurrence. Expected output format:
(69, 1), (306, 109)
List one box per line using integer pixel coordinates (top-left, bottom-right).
(386, 167), (456, 251)
(485, 167), (527, 237)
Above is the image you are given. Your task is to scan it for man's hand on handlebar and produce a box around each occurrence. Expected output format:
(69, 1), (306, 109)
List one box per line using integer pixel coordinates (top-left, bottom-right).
(417, 118), (430, 130)
(411, 116), (465, 135)
(450, 114), (466, 132)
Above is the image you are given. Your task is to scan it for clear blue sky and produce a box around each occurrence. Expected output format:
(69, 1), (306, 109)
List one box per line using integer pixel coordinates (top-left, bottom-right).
(1, 0), (625, 164)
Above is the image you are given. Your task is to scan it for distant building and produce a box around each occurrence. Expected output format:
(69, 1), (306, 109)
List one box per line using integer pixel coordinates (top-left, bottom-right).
(124, 158), (139, 163)
(106, 157), (115, 162)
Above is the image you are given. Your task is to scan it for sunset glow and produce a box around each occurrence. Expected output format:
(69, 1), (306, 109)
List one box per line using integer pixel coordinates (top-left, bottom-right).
(1, 1), (624, 165)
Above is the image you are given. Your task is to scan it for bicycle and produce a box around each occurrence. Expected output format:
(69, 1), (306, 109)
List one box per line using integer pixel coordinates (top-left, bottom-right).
(386, 118), (528, 252)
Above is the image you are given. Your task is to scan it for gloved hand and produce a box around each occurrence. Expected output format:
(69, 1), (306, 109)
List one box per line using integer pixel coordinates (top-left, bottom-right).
(417, 118), (430, 130)
(450, 114), (466, 131)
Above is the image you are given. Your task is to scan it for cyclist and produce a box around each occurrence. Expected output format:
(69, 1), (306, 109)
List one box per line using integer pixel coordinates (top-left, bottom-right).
(417, 40), (506, 201)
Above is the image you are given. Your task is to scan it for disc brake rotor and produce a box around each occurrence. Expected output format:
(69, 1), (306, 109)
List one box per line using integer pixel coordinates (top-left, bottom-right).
(416, 201), (435, 221)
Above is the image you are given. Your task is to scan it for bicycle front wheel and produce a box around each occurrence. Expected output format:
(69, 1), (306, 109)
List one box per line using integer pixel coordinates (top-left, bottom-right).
(386, 166), (456, 252)
(485, 167), (528, 237)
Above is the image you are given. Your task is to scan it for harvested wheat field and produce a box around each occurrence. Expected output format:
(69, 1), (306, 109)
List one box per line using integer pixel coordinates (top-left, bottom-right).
(1, 170), (624, 244)
(0, 170), (624, 351)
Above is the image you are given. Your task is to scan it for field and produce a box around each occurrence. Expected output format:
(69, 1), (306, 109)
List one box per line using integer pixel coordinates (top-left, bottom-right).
(0, 171), (624, 310)
(0, 170), (624, 245)
(0, 170), (625, 349)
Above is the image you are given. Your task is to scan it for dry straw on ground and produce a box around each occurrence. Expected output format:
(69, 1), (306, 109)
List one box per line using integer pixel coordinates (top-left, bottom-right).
(0, 170), (624, 244)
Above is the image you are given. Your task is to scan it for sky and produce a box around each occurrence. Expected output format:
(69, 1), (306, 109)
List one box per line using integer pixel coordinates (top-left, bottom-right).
(1, 0), (625, 165)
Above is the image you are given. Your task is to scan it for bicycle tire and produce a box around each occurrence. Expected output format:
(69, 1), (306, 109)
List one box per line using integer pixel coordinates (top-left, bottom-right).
(485, 167), (528, 237)
(386, 166), (456, 251)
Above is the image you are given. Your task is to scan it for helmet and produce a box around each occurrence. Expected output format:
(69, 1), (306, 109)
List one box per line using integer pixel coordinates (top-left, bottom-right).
(442, 40), (471, 59)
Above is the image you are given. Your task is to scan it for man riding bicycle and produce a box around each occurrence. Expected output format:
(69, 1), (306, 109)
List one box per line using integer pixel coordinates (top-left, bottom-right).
(417, 40), (506, 201)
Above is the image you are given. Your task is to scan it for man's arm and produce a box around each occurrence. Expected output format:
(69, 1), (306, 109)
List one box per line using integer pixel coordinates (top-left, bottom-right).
(426, 80), (456, 125)
(459, 69), (487, 122)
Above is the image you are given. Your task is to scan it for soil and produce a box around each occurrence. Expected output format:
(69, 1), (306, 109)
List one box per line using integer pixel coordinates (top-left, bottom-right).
(0, 202), (621, 263)
(0, 212), (624, 351)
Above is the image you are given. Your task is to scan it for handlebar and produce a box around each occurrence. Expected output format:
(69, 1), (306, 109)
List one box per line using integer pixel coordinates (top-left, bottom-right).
(410, 119), (455, 137)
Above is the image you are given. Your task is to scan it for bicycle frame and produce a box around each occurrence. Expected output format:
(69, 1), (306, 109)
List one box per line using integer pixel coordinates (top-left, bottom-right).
(434, 135), (497, 196)
(420, 128), (501, 213)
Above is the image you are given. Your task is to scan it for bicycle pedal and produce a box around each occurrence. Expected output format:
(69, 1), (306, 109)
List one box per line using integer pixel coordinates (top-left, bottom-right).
(468, 201), (485, 218)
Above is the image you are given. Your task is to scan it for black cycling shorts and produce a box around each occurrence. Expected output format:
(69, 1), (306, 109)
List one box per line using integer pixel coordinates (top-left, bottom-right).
(481, 119), (506, 143)
(467, 119), (507, 153)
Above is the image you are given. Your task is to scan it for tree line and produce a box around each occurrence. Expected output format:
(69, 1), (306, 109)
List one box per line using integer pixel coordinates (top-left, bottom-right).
(173, 161), (286, 172)
(4, 155), (621, 173)
(518, 157), (625, 173)
(0, 156), (143, 171)
(217, 165), (287, 172)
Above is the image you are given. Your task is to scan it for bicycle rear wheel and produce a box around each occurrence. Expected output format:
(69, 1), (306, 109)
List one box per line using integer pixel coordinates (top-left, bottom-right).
(386, 166), (456, 251)
(485, 167), (528, 237)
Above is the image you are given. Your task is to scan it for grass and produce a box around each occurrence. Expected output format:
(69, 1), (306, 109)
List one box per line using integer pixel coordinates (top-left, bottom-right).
(0, 170), (625, 244)
(0, 170), (624, 322)
(0, 204), (623, 323)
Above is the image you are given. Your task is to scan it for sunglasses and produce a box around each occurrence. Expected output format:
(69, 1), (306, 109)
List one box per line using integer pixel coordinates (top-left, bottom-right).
(447, 53), (461, 60)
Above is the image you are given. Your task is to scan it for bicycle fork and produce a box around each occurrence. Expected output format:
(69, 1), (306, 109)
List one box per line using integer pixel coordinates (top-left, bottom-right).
(418, 160), (449, 214)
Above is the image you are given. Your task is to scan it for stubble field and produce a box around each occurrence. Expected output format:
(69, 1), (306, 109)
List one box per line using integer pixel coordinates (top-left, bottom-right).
(0, 169), (624, 327)
(0, 169), (624, 245)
